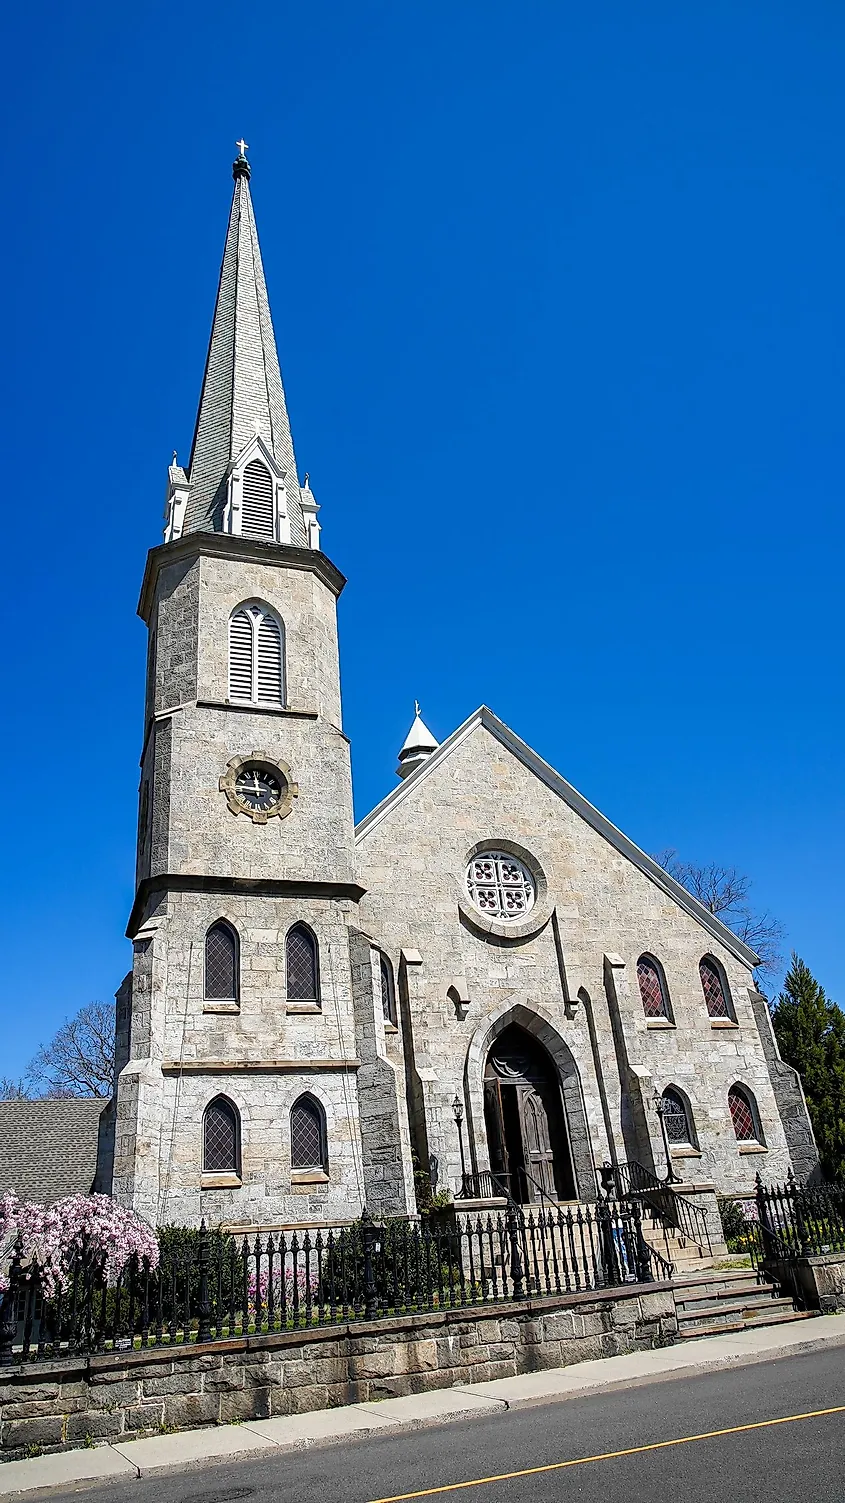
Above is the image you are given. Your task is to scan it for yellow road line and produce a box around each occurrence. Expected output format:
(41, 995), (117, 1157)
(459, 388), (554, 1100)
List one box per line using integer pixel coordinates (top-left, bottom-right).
(367, 1404), (845, 1503)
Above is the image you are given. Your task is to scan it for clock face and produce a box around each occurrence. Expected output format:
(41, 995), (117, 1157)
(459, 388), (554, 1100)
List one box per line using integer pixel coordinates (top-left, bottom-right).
(234, 765), (283, 813)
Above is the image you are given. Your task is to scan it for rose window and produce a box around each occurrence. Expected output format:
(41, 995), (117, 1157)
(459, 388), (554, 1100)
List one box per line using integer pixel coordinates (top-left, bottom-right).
(465, 851), (535, 921)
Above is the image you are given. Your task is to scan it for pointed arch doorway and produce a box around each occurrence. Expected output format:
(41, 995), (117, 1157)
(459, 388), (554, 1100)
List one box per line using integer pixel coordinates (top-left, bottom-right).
(483, 1024), (576, 1203)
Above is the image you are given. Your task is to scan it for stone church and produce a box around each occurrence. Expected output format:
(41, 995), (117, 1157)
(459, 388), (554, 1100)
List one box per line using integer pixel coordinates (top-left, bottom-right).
(105, 148), (818, 1233)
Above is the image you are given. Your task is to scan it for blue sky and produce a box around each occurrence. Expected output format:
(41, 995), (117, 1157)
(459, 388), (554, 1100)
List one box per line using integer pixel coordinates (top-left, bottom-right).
(1, 1), (843, 1078)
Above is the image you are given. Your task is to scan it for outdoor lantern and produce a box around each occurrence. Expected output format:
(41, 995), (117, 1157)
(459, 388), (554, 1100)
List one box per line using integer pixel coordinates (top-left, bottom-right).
(452, 1094), (464, 1124)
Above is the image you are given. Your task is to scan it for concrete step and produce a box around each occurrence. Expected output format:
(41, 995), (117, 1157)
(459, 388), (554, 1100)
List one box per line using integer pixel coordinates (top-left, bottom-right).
(675, 1281), (769, 1310)
(678, 1297), (795, 1331)
(680, 1309), (816, 1341)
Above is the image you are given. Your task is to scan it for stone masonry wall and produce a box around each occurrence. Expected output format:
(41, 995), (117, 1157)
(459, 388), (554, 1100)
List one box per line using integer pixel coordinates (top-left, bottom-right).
(0, 1285), (676, 1462)
(356, 723), (793, 1199)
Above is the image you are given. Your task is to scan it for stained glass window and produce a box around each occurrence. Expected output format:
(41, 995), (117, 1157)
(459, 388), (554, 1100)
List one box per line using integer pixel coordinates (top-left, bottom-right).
(466, 852), (535, 921)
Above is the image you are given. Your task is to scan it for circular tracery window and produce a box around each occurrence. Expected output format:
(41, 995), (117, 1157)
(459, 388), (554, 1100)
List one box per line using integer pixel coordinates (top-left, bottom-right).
(465, 851), (535, 921)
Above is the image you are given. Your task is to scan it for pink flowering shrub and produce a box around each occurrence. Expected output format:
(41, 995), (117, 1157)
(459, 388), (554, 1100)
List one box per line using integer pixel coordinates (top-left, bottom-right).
(247, 1262), (319, 1315)
(0, 1192), (158, 1295)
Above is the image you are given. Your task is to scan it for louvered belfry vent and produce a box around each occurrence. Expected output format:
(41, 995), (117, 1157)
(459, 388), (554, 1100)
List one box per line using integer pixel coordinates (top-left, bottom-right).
(228, 603), (284, 706)
(241, 460), (275, 540)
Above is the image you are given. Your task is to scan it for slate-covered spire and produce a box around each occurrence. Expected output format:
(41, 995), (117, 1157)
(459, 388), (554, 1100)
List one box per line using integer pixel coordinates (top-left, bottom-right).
(174, 145), (308, 544)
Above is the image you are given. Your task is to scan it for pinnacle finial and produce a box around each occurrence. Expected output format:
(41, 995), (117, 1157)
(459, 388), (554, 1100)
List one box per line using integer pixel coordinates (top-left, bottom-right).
(415, 699), (421, 717)
(233, 139), (251, 180)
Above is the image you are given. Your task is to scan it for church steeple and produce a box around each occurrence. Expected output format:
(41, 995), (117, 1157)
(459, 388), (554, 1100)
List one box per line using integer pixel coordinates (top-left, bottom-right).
(164, 144), (310, 548)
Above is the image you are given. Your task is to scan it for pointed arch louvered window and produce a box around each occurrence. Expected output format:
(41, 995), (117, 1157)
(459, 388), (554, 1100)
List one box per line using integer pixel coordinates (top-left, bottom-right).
(286, 924), (319, 1005)
(228, 603), (285, 706)
(241, 459), (275, 540)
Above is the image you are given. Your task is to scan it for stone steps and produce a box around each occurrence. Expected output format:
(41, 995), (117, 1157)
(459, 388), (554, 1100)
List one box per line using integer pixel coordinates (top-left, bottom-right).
(673, 1266), (817, 1341)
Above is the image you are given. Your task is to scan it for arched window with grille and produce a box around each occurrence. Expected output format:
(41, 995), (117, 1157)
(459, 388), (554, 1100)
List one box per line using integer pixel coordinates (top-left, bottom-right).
(204, 921), (239, 1004)
(728, 1084), (764, 1145)
(637, 954), (671, 1021)
(240, 459), (275, 540)
(699, 956), (735, 1021)
(290, 1094), (327, 1173)
(228, 602), (284, 707)
(286, 924), (320, 1006)
(661, 1087), (696, 1149)
(203, 1096), (241, 1175)
(379, 953), (396, 1025)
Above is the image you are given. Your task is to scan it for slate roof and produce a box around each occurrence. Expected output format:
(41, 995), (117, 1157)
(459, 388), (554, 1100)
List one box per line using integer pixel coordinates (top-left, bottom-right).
(0, 1099), (106, 1204)
(185, 154), (307, 544)
(356, 705), (760, 969)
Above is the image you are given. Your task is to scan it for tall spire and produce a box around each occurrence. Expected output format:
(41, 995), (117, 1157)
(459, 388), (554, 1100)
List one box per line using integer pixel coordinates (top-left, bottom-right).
(177, 144), (308, 544)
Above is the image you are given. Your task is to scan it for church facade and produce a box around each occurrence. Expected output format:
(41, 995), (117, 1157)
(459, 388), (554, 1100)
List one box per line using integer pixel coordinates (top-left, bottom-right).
(107, 149), (818, 1232)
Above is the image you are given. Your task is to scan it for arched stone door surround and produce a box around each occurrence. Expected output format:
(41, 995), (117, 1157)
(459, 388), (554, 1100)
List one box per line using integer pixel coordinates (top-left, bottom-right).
(464, 1003), (596, 1202)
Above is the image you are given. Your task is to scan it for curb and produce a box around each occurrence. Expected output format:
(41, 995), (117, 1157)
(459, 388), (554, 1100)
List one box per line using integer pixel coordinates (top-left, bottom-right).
(2, 1318), (845, 1497)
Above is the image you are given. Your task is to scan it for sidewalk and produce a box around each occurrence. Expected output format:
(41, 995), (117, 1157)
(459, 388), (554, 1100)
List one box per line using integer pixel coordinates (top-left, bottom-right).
(2, 1314), (845, 1498)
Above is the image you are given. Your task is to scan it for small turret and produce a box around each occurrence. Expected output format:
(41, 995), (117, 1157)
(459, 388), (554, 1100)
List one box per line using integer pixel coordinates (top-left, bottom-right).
(396, 703), (439, 780)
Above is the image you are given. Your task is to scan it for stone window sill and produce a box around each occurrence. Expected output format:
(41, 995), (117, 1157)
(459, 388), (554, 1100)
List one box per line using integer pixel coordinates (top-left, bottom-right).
(669, 1147), (702, 1159)
(710, 1018), (739, 1029)
(384, 1021), (399, 1034)
(646, 1019), (676, 1030)
(291, 1170), (329, 1185)
(203, 1001), (240, 1014)
(198, 699), (319, 721)
(738, 1142), (768, 1154)
(286, 1003), (322, 1015)
(201, 1173), (242, 1189)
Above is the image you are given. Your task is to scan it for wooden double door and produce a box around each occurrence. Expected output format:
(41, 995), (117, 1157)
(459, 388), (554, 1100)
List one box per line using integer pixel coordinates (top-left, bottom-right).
(483, 1025), (575, 1203)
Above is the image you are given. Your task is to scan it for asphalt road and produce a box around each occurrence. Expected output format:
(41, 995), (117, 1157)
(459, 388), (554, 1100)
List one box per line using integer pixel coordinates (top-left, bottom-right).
(33, 1347), (845, 1503)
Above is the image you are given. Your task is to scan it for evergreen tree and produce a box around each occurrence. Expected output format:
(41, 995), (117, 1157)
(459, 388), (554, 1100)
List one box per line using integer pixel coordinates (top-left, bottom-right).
(772, 954), (845, 1181)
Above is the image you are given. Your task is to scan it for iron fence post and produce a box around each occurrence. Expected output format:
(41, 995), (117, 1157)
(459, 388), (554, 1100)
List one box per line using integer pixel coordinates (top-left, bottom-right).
(505, 1205), (525, 1300)
(197, 1219), (212, 1344)
(631, 1202), (653, 1284)
(0, 1238), (23, 1367)
(788, 1169), (811, 1257)
(361, 1211), (378, 1320)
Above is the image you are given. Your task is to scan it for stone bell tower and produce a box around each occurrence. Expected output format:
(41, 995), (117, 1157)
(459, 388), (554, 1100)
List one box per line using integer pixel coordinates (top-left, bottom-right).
(109, 147), (413, 1229)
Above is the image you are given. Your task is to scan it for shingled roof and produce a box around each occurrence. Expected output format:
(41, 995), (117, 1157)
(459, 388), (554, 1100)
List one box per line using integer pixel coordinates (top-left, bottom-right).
(0, 1099), (106, 1204)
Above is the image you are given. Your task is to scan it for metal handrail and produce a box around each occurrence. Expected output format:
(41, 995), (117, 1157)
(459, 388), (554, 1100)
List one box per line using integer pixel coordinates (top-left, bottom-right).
(610, 1160), (712, 1255)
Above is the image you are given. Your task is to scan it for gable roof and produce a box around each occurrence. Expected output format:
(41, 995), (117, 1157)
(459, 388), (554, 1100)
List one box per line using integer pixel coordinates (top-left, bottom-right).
(0, 1099), (106, 1204)
(355, 706), (760, 969)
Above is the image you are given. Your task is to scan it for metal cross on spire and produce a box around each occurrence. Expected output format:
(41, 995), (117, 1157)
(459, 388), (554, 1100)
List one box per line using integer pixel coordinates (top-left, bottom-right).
(236, 139), (249, 157)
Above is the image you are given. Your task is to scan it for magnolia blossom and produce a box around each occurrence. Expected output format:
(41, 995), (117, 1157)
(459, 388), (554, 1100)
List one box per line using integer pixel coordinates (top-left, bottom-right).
(247, 1262), (319, 1314)
(0, 1193), (159, 1295)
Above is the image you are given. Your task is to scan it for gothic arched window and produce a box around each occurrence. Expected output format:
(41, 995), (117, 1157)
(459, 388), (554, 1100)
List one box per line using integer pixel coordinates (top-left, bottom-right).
(241, 459), (275, 540)
(204, 921), (239, 1003)
(228, 602), (284, 707)
(637, 954), (671, 1020)
(699, 956), (734, 1021)
(662, 1087), (695, 1148)
(379, 953), (396, 1025)
(290, 1094), (327, 1172)
(728, 1084), (764, 1145)
(203, 1096), (241, 1174)
(286, 924), (320, 1006)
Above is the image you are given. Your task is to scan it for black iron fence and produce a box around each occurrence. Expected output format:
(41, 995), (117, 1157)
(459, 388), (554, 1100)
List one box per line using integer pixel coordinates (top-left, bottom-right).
(0, 1201), (667, 1366)
(604, 1160), (712, 1255)
(755, 1176), (845, 1259)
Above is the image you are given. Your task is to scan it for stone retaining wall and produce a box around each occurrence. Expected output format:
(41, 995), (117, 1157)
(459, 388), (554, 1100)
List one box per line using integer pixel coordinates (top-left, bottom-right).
(0, 1283), (676, 1462)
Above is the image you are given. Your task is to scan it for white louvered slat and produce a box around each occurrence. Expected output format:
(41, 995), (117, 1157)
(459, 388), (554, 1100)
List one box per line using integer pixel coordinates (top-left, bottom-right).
(228, 609), (254, 701)
(256, 613), (283, 704)
(240, 460), (275, 540)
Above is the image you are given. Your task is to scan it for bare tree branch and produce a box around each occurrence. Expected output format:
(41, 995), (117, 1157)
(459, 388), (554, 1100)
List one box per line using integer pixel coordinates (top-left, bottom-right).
(0, 1077), (33, 1100)
(27, 1002), (116, 1099)
(654, 850), (785, 978)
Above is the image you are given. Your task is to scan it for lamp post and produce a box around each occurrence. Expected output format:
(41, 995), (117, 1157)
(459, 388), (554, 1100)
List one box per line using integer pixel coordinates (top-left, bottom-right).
(653, 1090), (682, 1184)
(452, 1093), (467, 1191)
